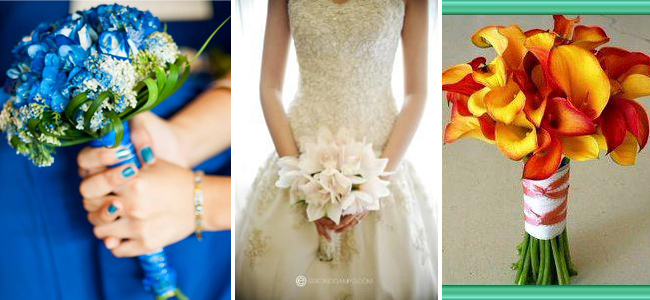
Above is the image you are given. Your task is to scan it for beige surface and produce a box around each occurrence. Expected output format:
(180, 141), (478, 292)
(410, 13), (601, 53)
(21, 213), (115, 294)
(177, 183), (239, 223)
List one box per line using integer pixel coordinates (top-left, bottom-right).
(442, 15), (650, 285)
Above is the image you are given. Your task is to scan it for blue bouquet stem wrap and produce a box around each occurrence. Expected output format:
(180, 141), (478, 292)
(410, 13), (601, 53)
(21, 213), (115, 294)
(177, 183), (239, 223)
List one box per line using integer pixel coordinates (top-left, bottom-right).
(89, 122), (185, 300)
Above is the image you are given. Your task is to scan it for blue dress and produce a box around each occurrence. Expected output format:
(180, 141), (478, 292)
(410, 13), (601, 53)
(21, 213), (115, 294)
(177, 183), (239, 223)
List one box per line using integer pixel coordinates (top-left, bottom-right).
(0, 2), (231, 299)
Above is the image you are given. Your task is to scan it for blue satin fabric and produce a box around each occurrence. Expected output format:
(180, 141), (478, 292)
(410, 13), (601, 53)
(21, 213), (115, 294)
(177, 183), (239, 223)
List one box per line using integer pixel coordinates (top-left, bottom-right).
(0, 2), (231, 299)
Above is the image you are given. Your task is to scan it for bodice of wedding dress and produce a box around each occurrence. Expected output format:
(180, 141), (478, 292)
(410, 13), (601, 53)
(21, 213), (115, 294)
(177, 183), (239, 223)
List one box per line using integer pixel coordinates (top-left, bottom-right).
(287, 0), (405, 152)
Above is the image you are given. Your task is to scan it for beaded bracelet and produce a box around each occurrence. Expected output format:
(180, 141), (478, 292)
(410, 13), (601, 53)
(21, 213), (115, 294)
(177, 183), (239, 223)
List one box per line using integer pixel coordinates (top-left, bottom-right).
(193, 170), (205, 241)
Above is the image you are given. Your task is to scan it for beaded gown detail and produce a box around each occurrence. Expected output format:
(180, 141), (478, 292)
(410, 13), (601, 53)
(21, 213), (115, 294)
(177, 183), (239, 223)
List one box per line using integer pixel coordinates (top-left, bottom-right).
(235, 0), (437, 298)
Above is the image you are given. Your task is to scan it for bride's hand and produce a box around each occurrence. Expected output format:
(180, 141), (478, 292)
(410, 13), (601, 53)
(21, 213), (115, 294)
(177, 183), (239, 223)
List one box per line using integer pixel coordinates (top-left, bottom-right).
(314, 217), (337, 240)
(334, 212), (369, 233)
(314, 211), (369, 240)
(80, 159), (196, 257)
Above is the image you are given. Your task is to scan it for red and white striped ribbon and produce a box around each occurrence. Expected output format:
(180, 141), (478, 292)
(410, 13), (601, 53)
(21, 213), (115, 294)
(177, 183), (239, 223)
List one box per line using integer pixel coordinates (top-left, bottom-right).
(521, 164), (570, 240)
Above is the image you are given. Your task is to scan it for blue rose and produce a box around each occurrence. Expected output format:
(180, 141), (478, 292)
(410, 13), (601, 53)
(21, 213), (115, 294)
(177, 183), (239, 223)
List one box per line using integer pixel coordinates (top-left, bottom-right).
(55, 14), (84, 41)
(98, 31), (129, 59)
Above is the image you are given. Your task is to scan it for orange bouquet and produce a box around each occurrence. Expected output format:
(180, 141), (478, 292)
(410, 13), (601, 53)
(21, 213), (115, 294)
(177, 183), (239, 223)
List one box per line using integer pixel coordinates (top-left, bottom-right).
(442, 16), (650, 285)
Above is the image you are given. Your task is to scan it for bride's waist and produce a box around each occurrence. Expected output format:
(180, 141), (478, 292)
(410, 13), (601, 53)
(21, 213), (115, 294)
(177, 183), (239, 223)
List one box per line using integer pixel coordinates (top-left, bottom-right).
(287, 101), (398, 152)
(287, 96), (397, 119)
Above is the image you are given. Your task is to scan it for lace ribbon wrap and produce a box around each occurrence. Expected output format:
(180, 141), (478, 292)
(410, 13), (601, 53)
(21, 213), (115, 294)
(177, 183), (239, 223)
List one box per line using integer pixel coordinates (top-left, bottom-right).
(521, 164), (570, 240)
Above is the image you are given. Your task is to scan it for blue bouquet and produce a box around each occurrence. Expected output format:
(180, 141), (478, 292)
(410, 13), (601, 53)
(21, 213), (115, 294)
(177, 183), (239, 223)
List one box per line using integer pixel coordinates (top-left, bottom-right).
(0, 4), (228, 299)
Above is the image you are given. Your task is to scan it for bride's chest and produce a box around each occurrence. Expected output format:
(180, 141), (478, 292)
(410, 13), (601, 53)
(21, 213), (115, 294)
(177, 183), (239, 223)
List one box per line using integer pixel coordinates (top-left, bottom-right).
(288, 0), (405, 50)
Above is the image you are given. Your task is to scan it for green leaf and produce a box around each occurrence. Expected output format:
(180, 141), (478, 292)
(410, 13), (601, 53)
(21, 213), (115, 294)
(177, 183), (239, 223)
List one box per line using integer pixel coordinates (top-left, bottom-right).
(28, 119), (39, 138)
(64, 93), (89, 121)
(56, 137), (95, 147)
(157, 63), (179, 103)
(155, 67), (167, 94)
(121, 78), (159, 121)
(83, 92), (111, 132)
(189, 16), (230, 65)
(172, 65), (191, 95)
(105, 111), (123, 148)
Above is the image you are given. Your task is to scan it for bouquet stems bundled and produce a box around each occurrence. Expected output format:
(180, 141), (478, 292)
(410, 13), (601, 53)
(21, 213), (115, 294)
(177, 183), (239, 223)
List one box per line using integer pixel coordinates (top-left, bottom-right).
(513, 230), (577, 285)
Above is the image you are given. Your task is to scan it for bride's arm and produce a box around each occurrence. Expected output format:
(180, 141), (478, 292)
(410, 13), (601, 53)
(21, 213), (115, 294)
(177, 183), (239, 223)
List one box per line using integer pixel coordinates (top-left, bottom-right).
(381, 0), (428, 172)
(260, 0), (300, 157)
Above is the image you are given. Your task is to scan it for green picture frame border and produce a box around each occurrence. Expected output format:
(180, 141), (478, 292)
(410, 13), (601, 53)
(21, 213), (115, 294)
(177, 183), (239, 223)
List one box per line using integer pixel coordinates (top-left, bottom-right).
(441, 0), (650, 298)
(442, 0), (650, 14)
(443, 286), (650, 299)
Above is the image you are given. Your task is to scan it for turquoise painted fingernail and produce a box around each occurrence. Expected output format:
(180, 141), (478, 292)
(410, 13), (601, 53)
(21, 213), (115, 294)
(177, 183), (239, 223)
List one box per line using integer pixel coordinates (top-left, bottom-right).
(107, 204), (117, 214)
(122, 166), (135, 178)
(116, 148), (131, 160)
(141, 146), (154, 164)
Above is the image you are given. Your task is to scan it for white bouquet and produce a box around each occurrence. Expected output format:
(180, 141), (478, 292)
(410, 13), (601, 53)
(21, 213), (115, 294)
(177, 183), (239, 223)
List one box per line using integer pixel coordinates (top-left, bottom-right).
(276, 128), (391, 261)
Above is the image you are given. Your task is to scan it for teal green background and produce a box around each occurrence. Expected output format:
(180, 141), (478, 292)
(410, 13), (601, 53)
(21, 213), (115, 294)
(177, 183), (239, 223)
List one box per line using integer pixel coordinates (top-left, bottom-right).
(443, 0), (650, 14)
(443, 286), (650, 299)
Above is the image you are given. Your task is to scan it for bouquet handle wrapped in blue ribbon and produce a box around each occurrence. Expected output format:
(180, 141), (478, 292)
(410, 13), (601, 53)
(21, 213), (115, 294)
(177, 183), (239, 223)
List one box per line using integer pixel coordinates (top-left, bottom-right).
(90, 122), (187, 300)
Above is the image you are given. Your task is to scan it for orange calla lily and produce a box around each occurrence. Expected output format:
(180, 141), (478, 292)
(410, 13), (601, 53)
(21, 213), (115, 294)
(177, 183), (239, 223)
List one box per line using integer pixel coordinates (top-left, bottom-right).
(553, 15), (581, 39)
(598, 98), (649, 155)
(444, 96), (494, 144)
(523, 128), (563, 180)
(442, 57), (487, 96)
(597, 47), (650, 79)
(571, 26), (610, 50)
(549, 45), (611, 119)
(542, 97), (596, 136)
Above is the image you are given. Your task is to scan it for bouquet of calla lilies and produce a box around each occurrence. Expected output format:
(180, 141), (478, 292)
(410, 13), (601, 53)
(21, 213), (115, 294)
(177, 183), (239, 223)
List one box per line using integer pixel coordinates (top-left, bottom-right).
(442, 16), (650, 285)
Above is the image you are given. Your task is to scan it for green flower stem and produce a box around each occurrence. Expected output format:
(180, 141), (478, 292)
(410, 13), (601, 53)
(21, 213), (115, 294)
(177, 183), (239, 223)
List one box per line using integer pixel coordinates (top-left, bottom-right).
(562, 230), (578, 276)
(542, 240), (551, 285)
(557, 233), (571, 284)
(517, 242), (532, 285)
(530, 235), (539, 282)
(514, 233), (530, 283)
(550, 238), (566, 284)
(514, 229), (576, 285)
(536, 239), (545, 285)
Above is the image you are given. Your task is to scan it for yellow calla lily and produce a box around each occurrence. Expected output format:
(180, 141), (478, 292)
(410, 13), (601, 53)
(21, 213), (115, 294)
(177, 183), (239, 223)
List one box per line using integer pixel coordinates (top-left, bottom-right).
(485, 79), (526, 124)
(610, 132), (639, 165)
(559, 135), (599, 161)
(473, 56), (507, 88)
(495, 112), (537, 160)
(471, 26), (508, 52)
(593, 128), (608, 152)
(472, 26), (528, 70)
(442, 64), (474, 85)
(549, 45), (610, 119)
(497, 25), (528, 70)
(525, 32), (556, 51)
(467, 87), (490, 117)
(620, 73), (650, 99)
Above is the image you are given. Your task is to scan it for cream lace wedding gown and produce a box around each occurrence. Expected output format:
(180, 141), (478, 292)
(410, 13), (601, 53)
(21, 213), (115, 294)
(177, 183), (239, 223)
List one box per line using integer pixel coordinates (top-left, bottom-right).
(235, 0), (437, 299)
